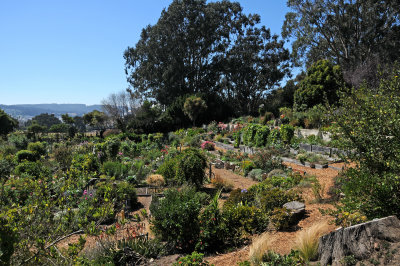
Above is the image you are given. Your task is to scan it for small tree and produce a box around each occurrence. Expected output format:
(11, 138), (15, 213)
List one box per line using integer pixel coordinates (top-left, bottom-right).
(183, 96), (207, 127)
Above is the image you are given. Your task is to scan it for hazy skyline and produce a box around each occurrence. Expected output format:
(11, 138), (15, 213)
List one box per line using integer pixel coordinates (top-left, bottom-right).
(0, 0), (291, 105)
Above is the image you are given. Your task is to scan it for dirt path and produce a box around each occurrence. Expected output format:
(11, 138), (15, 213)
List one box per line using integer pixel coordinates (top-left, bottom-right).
(206, 161), (341, 266)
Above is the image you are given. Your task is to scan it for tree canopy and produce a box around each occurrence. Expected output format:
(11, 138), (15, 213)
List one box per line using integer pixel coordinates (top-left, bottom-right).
(124, 0), (289, 117)
(0, 109), (18, 136)
(282, 0), (400, 84)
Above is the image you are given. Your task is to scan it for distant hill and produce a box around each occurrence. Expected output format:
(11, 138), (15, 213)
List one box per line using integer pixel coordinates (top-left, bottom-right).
(0, 104), (102, 121)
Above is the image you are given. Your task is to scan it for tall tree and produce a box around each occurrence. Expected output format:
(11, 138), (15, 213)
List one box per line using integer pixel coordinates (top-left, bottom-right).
(124, 0), (289, 117)
(282, 0), (400, 84)
(124, 0), (246, 106)
(223, 26), (290, 115)
(101, 90), (139, 132)
(0, 109), (18, 136)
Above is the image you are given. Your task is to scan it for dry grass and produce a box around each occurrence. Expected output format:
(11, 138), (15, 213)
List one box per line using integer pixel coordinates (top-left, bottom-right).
(294, 221), (330, 262)
(211, 173), (234, 192)
(146, 174), (165, 187)
(249, 232), (273, 265)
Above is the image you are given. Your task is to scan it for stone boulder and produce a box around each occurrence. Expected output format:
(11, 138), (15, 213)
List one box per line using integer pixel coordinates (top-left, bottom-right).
(283, 201), (306, 225)
(318, 216), (400, 266)
(214, 160), (224, 169)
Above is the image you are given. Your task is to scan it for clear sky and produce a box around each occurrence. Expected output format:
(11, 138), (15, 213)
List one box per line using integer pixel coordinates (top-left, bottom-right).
(0, 0), (291, 105)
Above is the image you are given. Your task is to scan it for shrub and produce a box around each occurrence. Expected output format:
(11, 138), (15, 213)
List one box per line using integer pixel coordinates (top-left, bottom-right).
(254, 126), (270, 147)
(27, 141), (47, 157)
(254, 186), (301, 213)
(270, 207), (292, 230)
(150, 187), (208, 252)
(7, 133), (28, 150)
(248, 169), (264, 181)
(71, 153), (100, 173)
(0, 218), (18, 265)
(267, 169), (286, 178)
(200, 141), (215, 151)
(294, 221), (330, 262)
(146, 174), (165, 187)
(233, 131), (241, 148)
(173, 251), (210, 266)
(252, 149), (283, 173)
(259, 250), (301, 265)
(16, 150), (37, 162)
(224, 188), (255, 208)
(14, 161), (50, 178)
(175, 148), (207, 189)
(196, 192), (226, 252)
(95, 181), (138, 210)
(241, 160), (255, 176)
(280, 124), (295, 144)
(243, 124), (260, 147)
(222, 204), (268, 237)
(102, 161), (129, 179)
(53, 145), (73, 170)
(156, 157), (179, 185)
(268, 128), (281, 144)
(105, 137), (121, 159)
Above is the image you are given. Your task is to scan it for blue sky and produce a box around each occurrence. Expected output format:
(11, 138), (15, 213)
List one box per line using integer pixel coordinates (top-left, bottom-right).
(0, 0), (291, 105)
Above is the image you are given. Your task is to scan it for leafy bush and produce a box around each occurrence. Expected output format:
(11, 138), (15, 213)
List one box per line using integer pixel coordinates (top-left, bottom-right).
(254, 126), (270, 147)
(156, 157), (179, 185)
(53, 145), (73, 170)
(248, 168), (264, 181)
(16, 150), (37, 162)
(173, 251), (210, 266)
(240, 160), (256, 176)
(196, 192), (226, 252)
(175, 148), (207, 189)
(14, 161), (50, 178)
(102, 161), (129, 179)
(71, 153), (100, 173)
(268, 128), (281, 145)
(267, 172), (303, 189)
(150, 187), (208, 252)
(27, 141), (47, 157)
(270, 207), (292, 230)
(200, 141), (215, 151)
(0, 218), (18, 265)
(252, 149), (283, 173)
(280, 124), (295, 144)
(224, 188), (255, 208)
(105, 137), (121, 159)
(243, 124), (260, 147)
(252, 185), (301, 213)
(7, 133), (28, 150)
(259, 250), (302, 265)
(95, 180), (138, 210)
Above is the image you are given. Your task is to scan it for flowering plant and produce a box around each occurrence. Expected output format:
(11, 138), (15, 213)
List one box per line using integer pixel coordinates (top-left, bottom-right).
(200, 141), (215, 151)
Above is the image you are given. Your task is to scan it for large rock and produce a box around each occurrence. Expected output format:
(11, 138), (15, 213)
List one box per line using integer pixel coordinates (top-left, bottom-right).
(318, 216), (400, 265)
(283, 201), (305, 225)
(214, 160), (224, 169)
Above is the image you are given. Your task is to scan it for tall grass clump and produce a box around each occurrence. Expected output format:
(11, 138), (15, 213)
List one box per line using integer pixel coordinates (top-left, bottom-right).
(249, 232), (273, 265)
(294, 221), (330, 262)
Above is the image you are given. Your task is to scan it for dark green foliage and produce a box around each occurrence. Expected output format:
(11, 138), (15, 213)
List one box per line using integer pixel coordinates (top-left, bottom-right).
(0, 158), (14, 182)
(243, 124), (260, 147)
(105, 137), (121, 160)
(0, 108), (18, 136)
(196, 192), (225, 252)
(270, 207), (292, 230)
(27, 141), (47, 157)
(0, 218), (17, 265)
(150, 187), (208, 252)
(26, 113), (61, 129)
(175, 148), (207, 189)
(95, 181), (138, 210)
(71, 153), (100, 173)
(294, 60), (344, 110)
(224, 188), (256, 208)
(14, 161), (50, 178)
(49, 123), (70, 133)
(183, 96), (207, 126)
(16, 150), (37, 162)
